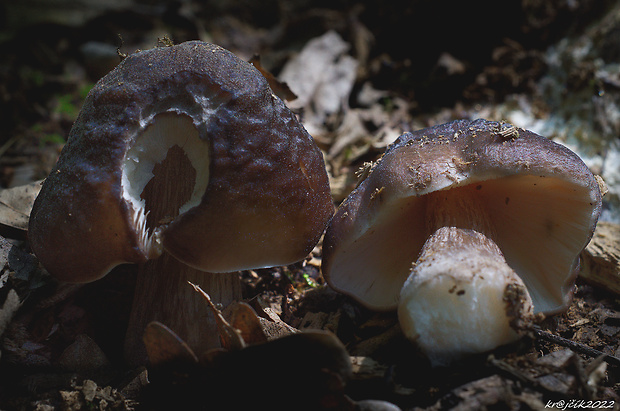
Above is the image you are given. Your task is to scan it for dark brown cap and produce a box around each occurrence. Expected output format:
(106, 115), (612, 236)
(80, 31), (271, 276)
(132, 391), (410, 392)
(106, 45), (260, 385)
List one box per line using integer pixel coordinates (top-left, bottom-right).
(29, 41), (333, 282)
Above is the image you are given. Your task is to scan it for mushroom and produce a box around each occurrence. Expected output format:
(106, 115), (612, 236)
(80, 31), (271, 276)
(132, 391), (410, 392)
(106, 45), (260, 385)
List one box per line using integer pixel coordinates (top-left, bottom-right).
(322, 119), (602, 365)
(28, 41), (334, 364)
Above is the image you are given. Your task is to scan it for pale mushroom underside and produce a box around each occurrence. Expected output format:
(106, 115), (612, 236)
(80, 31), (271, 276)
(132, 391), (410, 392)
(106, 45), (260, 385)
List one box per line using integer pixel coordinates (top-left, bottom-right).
(326, 174), (597, 313)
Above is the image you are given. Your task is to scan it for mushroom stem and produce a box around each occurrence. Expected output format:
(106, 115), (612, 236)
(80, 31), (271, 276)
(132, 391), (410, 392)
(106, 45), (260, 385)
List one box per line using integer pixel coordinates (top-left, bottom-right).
(397, 187), (533, 366)
(125, 253), (241, 365)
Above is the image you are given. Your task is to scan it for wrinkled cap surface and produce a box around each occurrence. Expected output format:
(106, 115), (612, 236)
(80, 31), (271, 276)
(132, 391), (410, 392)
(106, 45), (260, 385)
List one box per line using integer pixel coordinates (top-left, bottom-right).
(322, 119), (602, 313)
(28, 41), (333, 282)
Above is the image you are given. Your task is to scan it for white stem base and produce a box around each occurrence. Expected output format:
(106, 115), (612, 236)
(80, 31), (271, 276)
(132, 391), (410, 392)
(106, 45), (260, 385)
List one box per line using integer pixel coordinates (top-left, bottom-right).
(398, 188), (533, 366)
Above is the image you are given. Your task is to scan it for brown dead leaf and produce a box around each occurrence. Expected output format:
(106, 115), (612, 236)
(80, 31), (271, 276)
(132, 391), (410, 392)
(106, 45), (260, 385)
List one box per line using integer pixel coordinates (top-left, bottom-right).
(256, 315), (299, 340)
(228, 301), (268, 346)
(249, 55), (297, 101)
(247, 297), (299, 339)
(143, 321), (198, 367)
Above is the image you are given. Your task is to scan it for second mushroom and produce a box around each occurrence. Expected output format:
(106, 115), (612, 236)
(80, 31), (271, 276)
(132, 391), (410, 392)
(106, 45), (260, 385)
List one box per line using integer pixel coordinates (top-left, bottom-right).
(322, 119), (602, 365)
(28, 41), (334, 364)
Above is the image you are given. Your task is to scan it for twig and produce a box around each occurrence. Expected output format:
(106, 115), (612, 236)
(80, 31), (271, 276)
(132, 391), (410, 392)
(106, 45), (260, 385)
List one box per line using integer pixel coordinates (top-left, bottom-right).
(532, 326), (620, 367)
(0, 134), (21, 158)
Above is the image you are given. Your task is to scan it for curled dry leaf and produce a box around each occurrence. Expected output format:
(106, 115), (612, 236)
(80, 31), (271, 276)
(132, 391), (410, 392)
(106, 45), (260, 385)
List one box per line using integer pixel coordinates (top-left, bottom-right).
(189, 282), (245, 351)
(249, 55), (297, 102)
(228, 301), (268, 346)
(148, 283), (286, 365)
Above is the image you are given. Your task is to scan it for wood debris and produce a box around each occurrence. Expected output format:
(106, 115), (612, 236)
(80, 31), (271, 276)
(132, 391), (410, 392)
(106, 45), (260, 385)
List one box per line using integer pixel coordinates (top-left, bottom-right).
(580, 221), (620, 294)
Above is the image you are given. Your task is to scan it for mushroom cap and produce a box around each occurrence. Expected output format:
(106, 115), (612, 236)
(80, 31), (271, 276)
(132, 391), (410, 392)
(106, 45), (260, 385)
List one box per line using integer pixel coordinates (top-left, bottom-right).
(322, 119), (602, 313)
(28, 41), (333, 282)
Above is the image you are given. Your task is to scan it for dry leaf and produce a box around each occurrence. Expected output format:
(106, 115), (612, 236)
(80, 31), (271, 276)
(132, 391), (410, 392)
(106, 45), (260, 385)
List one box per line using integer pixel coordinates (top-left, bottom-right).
(0, 234), (46, 289)
(328, 109), (370, 158)
(0, 289), (20, 339)
(189, 281), (245, 350)
(0, 236), (11, 274)
(249, 55), (297, 101)
(0, 180), (43, 230)
(298, 310), (341, 334)
(279, 30), (351, 108)
(58, 334), (111, 373)
(228, 301), (268, 346)
(143, 321), (198, 367)
(249, 298), (299, 339)
(350, 356), (389, 381)
(279, 30), (358, 136)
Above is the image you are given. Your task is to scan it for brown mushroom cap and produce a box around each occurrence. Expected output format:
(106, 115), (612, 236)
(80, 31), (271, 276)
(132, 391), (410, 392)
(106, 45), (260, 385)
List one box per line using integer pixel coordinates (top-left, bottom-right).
(322, 119), (602, 314)
(28, 41), (333, 282)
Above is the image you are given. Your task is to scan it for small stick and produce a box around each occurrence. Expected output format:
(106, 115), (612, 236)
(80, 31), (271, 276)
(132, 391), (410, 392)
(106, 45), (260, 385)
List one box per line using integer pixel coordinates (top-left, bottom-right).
(532, 326), (620, 367)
